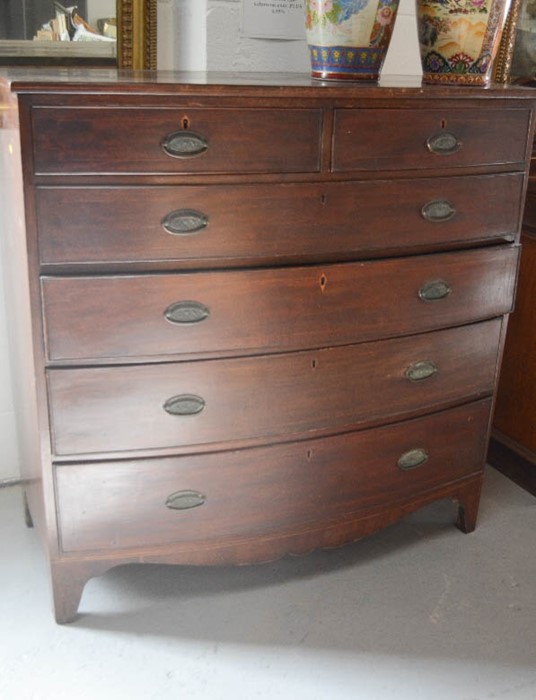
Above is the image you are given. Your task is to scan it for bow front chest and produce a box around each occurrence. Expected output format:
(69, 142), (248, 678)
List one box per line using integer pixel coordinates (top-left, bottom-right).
(2, 73), (534, 622)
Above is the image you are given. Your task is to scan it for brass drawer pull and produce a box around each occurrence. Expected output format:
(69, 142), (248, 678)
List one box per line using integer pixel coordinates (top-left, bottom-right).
(163, 394), (206, 416)
(165, 490), (206, 510)
(419, 279), (451, 301)
(398, 448), (429, 470)
(405, 360), (438, 382)
(164, 300), (210, 325)
(426, 132), (462, 156)
(162, 209), (209, 235)
(421, 199), (456, 223)
(162, 130), (208, 159)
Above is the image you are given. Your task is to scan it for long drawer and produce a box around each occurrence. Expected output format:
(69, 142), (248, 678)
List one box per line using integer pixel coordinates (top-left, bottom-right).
(47, 320), (501, 456)
(30, 106), (322, 175)
(55, 399), (492, 553)
(36, 173), (524, 266)
(42, 246), (518, 363)
(333, 108), (531, 171)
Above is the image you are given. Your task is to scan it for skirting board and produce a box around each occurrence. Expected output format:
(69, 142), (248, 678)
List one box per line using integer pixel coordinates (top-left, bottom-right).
(488, 431), (536, 498)
(0, 477), (25, 489)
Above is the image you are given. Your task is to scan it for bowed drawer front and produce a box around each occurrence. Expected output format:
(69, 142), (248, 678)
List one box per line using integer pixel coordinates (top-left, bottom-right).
(55, 400), (492, 554)
(10, 75), (534, 623)
(35, 173), (524, 267)
(41, 247), (518, 362)
(47, 320), (501, 457)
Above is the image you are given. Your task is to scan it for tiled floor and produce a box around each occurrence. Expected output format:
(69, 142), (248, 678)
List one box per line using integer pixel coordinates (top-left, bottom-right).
(1, 467), (535, 700)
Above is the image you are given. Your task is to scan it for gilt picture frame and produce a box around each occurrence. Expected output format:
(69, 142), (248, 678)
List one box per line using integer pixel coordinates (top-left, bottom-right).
(0, 0), (157, 69)
(494, 0), (536, 84)
(117, 0), (157, 70)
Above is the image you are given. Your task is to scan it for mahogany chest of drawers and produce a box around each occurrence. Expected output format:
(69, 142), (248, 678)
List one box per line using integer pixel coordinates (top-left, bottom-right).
(3, 72), (535, 623)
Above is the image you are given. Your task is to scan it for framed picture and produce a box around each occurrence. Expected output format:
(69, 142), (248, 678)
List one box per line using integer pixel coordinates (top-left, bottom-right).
(0, 0), (156, 69)
(495, 0), (536, 83)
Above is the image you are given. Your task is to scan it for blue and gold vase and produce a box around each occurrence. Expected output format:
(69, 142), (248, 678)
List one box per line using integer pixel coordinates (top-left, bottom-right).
(305, 0), (400, 80)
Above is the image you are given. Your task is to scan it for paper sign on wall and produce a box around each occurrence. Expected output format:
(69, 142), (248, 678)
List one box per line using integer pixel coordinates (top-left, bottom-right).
(241, 0), (306, 40)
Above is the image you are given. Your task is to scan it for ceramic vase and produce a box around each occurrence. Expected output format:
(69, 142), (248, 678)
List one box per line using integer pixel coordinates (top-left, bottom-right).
(305, 0), (400, 81)
(416, 0), (512, 85)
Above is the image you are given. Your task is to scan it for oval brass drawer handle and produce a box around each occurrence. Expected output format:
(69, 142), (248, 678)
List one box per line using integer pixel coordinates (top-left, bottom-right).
(164, 300), (210, 325)
(165, 490), (206, 510)
(162, 209), (209, 235)
(419, 279), (451, 302)
(426, 131), (462, 156)
(421, 199), (456, 223)
(398, 448), (429, 471)
(163, 394), (206, 416)
(162, 130), (208, 159)
(405, 360), (438, 382)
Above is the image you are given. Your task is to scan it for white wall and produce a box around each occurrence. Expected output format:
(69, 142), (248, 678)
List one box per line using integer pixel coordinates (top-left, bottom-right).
(0, 259), (19, 480)
(86, 0), (116, 28)
(160, 0), (421, 75)
(0, 128), (21, 480)
(0, 0), (421, 480)
(204, 0), (421, 76)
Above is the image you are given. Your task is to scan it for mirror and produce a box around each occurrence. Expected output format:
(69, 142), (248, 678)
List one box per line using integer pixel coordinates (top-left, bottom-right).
(0, 0), (156, 69)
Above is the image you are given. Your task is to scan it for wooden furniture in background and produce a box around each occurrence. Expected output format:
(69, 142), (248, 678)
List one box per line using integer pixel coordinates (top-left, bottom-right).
(489, 180), (536, 496)
(2, 72), (535, 622)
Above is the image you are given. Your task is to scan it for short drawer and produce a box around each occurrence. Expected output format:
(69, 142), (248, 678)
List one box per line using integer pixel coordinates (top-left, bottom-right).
(333, 108), (531, 171)
(36, 173), (524, 266)
(30, 106), (322, 175)
(41, 246), (518, 362)
(55, 399), (492, 553)
(47, 320), (501, 456)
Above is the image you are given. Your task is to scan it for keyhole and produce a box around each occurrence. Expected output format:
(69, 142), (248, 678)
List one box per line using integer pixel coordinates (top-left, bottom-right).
(306, 449), (313, 461)
(320, 193), (327, 205)
(319, 274), (327, 292)
(312, 359), (317, 369)
(182, 116), (190, 129)
(440, 119), (447, 129)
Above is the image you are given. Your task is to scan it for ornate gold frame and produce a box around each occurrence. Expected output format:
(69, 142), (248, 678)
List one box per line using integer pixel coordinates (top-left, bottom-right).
(118, 0), (157, 70)
(0, 0), (157, 69)
(494, 0), (522, 83)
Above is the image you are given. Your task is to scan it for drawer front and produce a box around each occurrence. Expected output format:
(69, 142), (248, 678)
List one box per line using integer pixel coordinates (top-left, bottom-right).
(31, 107), (322, 175)
(42, 246), (518, 362)
(55, 399), (492, 553)
(36, 173), (524, 266)
(333, 109), (531, 171)
(47, 320), (501, 456)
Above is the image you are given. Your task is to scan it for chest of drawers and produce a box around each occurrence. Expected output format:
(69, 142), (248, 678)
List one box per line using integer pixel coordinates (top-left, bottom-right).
(3, 72), (535, 623)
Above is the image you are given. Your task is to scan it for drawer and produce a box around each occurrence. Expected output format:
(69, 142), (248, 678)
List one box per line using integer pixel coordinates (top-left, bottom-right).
(36, 173), (524, 266)
(30, 107), (322, 175)
(42, 246), (518, 363)
(333, 108), (531, 171)
(55, 399), (492, 553)
(47, 320), (501, 456)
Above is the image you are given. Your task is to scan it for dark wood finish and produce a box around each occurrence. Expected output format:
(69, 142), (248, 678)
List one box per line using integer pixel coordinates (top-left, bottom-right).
(488, 433), (536, 497)
(35, 174), (524, 268)
(51, 472), (485, 623)
(3, 71), (535, 623)
(332, 108), (531, 171)
(55, 400), (492, 553)
(47, 320), (501, 457)
(493, 232), (536, 454)
(42, 248), (517, 363)
(30, 106), (323, 175)
(489, 228), (536, 495)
